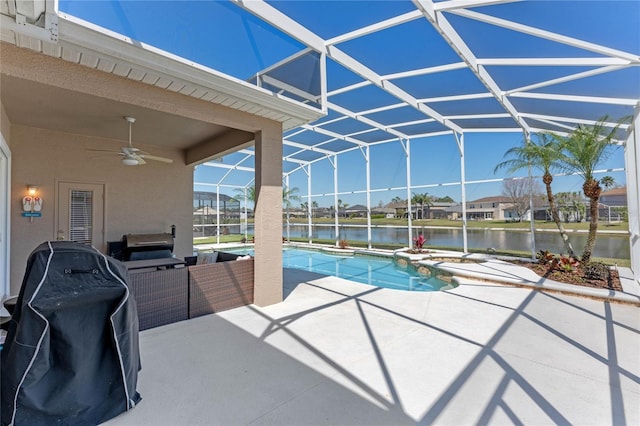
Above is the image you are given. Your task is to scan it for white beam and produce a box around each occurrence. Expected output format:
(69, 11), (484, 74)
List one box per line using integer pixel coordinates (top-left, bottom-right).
(326, 10), (422, 46)
(434, 0), (520, 12)
(202, 162), (254, 172)
(413, 0), (531, 134)
(232, 0), (325, 52)
(328, 102), (410, 139)
(382, 62), (467, 81)
(284, 139), (335, 156)
(451, 8), (640, 63)
(477, 58), (632, 66)
(509, 92), (638, 106)
(505, 65), (630, 95)
(327, 81), (371, 97)
(521, 113), (631, 130)
(234, 0), (463, 134)
(301, 123), (369, 146)
(418, 92), (493, 103)
(445, 113), (511, 120)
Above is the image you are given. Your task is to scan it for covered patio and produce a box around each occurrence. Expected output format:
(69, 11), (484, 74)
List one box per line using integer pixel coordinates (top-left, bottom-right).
(2, 1), (639, 297)
(104, 268), (640, 425)
(1, 1), (639, 424)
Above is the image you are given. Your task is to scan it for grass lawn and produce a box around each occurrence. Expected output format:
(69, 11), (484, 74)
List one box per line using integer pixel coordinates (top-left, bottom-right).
(282, 218), (629, 233)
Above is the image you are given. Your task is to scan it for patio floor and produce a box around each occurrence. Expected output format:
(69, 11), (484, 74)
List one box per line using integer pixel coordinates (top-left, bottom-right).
(105, 268), (640, 425)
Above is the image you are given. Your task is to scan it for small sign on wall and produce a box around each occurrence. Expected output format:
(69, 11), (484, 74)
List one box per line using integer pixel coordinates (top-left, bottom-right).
(22, 212), (42, 218)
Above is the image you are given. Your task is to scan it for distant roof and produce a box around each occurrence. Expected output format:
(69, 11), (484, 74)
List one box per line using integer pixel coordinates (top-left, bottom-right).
(600, 186), (627, 197)
(346, 204), (368, 211)
(469, 196), (512, 203)
(194, 191), (238, 203)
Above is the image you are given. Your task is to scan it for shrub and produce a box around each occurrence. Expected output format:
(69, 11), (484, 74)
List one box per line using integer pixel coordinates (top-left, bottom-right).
(413, 233), (427, 250)
(584, 262), (609, 281)
(553, 255), (580, 273)
(536, 250), (555, 265)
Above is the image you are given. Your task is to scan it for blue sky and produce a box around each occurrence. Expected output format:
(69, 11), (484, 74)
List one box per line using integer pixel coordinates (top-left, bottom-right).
(59, 1), (634, 207)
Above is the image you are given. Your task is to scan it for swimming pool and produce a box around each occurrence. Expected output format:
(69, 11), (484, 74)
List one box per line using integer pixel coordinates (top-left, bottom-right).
(225, 247), (454, 292)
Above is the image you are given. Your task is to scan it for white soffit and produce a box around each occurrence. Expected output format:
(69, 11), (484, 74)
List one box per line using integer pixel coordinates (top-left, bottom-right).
(0, 7), (324, 131)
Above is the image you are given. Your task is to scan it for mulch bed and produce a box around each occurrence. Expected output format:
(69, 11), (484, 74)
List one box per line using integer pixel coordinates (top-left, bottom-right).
(510, 261), (622, 292)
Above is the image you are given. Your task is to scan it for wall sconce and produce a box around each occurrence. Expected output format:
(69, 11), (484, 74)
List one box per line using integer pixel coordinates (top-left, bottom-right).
(22, 185), (43, 221)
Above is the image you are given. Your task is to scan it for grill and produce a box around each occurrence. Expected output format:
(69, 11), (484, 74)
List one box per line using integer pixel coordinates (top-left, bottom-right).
(123, 233), (174, 261)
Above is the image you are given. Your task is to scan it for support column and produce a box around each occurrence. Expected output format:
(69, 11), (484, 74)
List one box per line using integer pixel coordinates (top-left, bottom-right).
(254, 127), (283, 306)
(285, 174), (291, 242)
(362, 146), (372, 249)
(216, 185), (220, 245)
(402, 139), (413, 248)
(306, 164), (312, 243)
(524, 130), (536, 260)
(330, 155), (339, 246)
(625, 110), (640, 282)
(455, 132), (468, 253)
(244, 187), (248, 241)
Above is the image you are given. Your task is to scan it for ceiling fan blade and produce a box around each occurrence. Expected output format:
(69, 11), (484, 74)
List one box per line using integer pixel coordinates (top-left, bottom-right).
(87, 148), (122, 154)
(139, 154), (173, 164)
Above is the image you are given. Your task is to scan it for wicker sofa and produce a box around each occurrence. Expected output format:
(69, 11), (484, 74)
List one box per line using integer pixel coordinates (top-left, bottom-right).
(127, 251), (254, 330)
(187, 252), (254, 318)
(128, 267), (189, 330)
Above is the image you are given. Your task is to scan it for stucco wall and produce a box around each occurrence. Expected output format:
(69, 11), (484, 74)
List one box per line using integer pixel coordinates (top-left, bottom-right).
(9, 125), (193, 294)
(1, 101), (10, 146)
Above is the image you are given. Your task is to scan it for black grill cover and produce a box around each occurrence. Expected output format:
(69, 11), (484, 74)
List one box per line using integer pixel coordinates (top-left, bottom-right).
(1, 241), (141, 425)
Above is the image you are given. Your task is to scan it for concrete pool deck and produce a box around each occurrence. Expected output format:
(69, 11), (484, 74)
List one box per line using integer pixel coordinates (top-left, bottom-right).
(105, 266), (640, 425)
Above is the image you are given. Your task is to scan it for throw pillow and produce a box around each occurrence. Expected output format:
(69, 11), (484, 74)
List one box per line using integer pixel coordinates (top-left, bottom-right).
(197, 251), (218, 265)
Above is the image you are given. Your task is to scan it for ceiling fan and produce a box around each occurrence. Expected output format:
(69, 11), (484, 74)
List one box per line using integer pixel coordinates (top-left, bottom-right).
(89, 116), (173, 166)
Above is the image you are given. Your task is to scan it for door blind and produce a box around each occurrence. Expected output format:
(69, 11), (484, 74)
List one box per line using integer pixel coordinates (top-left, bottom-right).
(69, 190), (93, 244)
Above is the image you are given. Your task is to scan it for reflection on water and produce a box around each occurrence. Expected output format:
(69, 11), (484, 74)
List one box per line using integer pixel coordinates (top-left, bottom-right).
(271, 224), (629, 259)
(281, 248), (450, 292)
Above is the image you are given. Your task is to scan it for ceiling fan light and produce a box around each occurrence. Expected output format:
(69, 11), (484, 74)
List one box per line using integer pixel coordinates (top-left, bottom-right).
(122, 157), (139, 166)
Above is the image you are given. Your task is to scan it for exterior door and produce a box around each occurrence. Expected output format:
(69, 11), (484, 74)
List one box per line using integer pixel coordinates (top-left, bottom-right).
(57, 182), (105, 252)
(0, 135), (10, 298)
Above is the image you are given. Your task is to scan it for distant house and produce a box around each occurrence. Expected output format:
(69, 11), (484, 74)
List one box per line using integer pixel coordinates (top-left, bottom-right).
(193, 191), (240, 219)
(345, 204), (368, 217)
(599, 187), (627, 221)
(462, 196), (514, 221)
(600, 187), (627, 206)
(427, 202), (457, 219)
(373, 207), (396, 218)
(386, 201), (457, 219)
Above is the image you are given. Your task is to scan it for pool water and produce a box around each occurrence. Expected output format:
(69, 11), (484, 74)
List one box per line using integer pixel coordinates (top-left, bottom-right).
(226, 247), (453, 292)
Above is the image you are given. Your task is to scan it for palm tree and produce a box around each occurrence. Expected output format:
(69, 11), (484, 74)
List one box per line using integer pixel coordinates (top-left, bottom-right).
(236, 185), (300, 207)
(411, 192), (433, 220)
(553, 116), (627, 263)
(600, 175), (615, 191)
(282, 186), (300, 208)
(234, 186), (256, 207)
(495, 133), (576, 257)
(335, 199), (349, 217)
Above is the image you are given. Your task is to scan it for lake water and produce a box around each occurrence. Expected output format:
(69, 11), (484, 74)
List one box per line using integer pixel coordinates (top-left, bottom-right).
(274, 224), (630, 259)
(202, 222), (629, 259)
